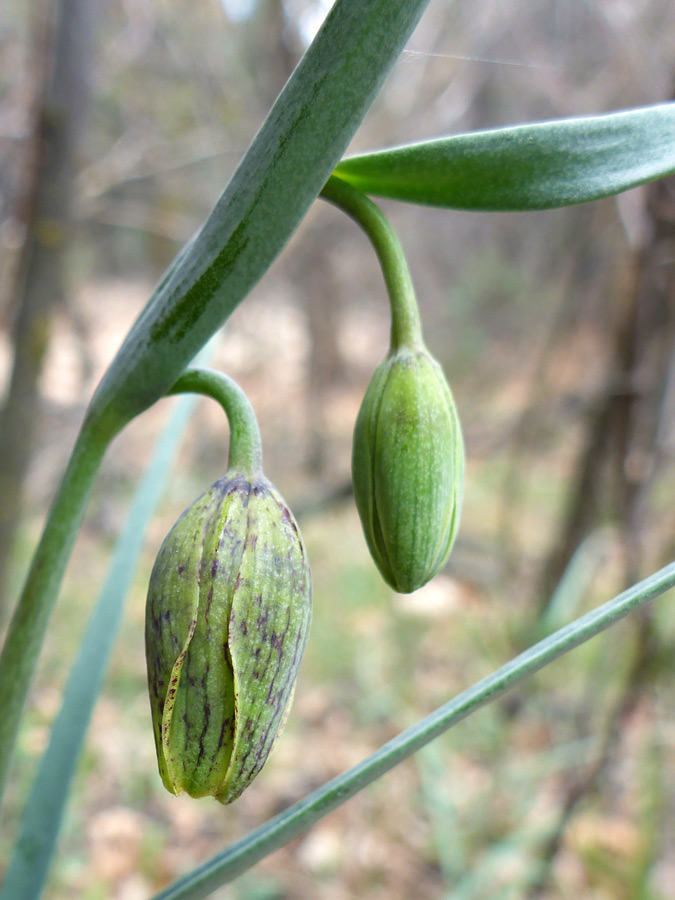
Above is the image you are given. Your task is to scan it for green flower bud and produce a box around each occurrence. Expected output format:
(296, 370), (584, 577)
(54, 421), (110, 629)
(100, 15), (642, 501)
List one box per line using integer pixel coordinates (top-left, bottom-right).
(145, 472), (311, 804)
(352, 346), (464, 593)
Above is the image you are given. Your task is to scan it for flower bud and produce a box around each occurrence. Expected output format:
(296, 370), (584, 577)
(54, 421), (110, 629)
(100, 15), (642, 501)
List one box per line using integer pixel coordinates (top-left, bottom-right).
(352, 347), (464, 593)
(145, 473), (311, 804)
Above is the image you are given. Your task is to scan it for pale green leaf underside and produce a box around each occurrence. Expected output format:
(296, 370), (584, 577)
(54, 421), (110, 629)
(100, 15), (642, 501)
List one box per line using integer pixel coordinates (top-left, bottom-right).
(334, 103), (675, 211)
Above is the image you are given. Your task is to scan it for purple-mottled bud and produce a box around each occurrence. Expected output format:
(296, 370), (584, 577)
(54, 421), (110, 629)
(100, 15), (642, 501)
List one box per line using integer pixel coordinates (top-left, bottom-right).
(145, 473), (311, 803)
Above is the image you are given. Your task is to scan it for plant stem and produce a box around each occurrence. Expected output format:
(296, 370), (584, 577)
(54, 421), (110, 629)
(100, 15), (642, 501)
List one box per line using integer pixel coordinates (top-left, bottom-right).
(0, 417), (112, 802)
(150, 561), (675, 900)
(168, 369), (263, 478)
(320, 175), (423, 352)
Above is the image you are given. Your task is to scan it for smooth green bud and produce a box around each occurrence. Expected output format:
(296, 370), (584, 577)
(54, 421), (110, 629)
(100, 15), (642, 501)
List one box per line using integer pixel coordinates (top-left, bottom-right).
(352, 347), (464, 593)
(145, 472), (311, 804)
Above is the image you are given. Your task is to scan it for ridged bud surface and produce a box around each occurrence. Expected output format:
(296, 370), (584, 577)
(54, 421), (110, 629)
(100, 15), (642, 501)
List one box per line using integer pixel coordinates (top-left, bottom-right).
(352, 347), (464, 593)
(145, 474), (311, 804)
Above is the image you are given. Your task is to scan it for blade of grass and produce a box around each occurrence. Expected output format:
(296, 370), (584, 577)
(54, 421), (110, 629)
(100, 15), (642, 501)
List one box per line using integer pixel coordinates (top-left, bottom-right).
(451, 824), (547, 900)
(150, 561), (675, 900)
(334, 103), (675, 211)
(416, 742), (466, 892)
(0, 371), (207, 900)
(539, 529), (614, 633)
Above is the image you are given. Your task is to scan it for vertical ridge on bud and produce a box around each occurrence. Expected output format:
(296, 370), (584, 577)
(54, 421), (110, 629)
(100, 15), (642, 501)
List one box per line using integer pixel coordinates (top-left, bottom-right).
(219, 480), (311, 803)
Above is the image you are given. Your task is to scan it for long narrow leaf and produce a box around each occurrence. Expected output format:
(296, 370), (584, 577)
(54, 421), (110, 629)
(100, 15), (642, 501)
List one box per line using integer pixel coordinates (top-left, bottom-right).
(151, 562), (675, 900)
(0, 382), (204, 900)
(333, 103), (675, 211)
(89, 0), (431, 433)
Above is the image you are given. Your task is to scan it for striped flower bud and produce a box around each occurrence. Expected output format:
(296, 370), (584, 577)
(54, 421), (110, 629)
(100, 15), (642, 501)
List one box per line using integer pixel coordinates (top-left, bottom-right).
(145, 471), (311, 804)
(352, 346), (464, 593)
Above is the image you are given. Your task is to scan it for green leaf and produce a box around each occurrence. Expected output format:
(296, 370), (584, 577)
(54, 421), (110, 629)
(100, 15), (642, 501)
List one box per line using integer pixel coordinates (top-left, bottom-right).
(150, 562), (675, 900)
(89, 0), (432, 435)
(333, 103), (675, 211)
(0, 379), (204, 900)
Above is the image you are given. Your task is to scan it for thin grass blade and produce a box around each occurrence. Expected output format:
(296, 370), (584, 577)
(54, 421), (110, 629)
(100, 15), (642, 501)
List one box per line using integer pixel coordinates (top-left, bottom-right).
(416, 742), (465, 892)
(150, 561), (675, 900)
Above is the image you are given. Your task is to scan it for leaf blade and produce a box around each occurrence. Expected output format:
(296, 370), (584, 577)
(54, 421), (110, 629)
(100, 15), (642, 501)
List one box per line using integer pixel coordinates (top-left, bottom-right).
(333, 103), (675, 211)
(89, 0), (432, 433)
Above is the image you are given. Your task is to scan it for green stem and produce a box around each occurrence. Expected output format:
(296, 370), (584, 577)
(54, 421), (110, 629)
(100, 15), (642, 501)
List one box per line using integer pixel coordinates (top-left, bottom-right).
(0, 417), (112, 803)
(320, 174), (423, 352)
(168, 369), (263, 478)
(151, 561), (675, 900)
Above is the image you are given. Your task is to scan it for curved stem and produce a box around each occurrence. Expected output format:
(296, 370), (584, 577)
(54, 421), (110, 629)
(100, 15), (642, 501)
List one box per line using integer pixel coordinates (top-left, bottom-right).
(320, 174), (423, 352)
(0, 417), (112, 803)
(168, 368), (263, 478)
(150, 561), (675, 900)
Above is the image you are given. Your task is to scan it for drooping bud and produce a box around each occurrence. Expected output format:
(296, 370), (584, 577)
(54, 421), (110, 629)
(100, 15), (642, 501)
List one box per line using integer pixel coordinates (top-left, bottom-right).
(145, 368), (311, 803)
(319, 177), (464, 592)
(352, 346), (464, 593)
(145, 473), (311, 803)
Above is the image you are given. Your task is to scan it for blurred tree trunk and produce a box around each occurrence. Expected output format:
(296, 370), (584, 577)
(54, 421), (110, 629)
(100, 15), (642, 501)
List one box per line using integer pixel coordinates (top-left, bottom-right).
(526, 165), (675, 900)
(0, 0), (94, 615)
(538, 171), (675, 607)
(245, 0), (346, 475)
(293, 224), (346, 474)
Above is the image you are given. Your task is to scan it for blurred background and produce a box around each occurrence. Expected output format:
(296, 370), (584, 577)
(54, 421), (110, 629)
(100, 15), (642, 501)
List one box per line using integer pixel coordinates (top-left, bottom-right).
(1, 1), (675, 898)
